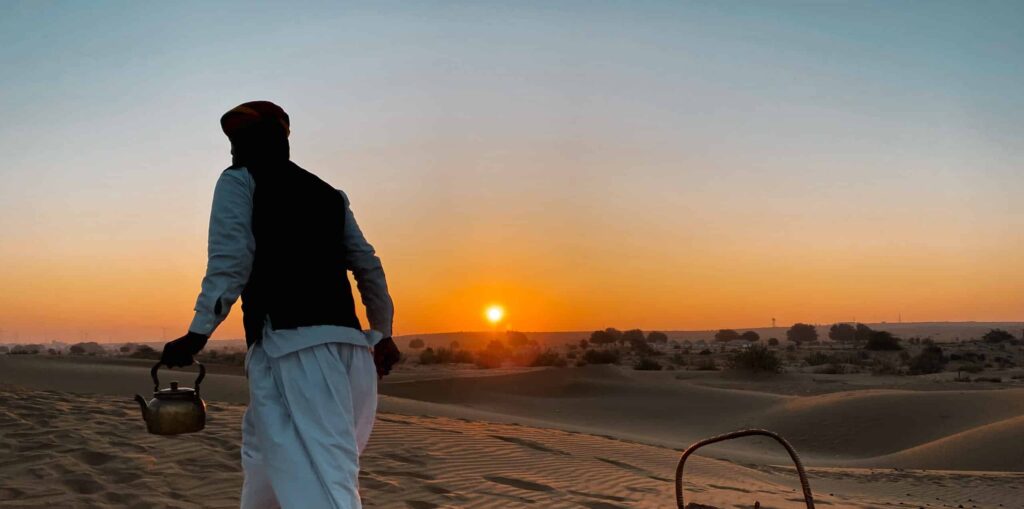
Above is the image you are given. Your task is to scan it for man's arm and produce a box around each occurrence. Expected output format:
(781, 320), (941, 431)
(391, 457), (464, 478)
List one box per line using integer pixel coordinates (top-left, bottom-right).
(162, 169), (255, 367)
(340, 190), (394, 342)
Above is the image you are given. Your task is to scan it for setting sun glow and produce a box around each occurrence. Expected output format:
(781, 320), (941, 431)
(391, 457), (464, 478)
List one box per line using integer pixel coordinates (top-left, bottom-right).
(485, 305), (505, 324)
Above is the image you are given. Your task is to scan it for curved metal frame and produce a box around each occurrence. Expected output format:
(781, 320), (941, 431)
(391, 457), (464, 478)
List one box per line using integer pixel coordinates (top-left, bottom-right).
(675, 429), (815, 509)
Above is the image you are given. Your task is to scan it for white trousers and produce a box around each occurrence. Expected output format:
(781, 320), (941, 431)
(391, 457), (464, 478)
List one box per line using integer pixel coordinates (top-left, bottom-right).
(240, 342), (378, 509)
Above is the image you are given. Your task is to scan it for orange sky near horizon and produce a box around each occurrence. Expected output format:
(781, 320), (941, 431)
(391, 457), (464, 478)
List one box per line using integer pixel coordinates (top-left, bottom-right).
(1, 2), (1022, 343)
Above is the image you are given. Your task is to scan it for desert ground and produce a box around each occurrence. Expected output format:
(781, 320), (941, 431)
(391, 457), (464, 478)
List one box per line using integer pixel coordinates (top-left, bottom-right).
(2, 328), (1024, 509)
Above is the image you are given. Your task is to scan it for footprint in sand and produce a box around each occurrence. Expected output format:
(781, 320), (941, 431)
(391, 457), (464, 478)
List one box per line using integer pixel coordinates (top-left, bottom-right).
(380, 452), (427, 466)
(578, 502), (629, 509)
(75, 450), (118, 467)
(62, 473), (106, 495)
(707, 483), (751, 494)
(483, 475), (556, 493)
(405, 501), (441, 509)
(595, 457), (672, 483)
(489, 434), (569, 455)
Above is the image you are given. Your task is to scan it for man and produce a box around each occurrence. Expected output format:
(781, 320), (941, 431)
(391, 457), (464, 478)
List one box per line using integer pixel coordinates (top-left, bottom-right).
(159, 101), (400, 509)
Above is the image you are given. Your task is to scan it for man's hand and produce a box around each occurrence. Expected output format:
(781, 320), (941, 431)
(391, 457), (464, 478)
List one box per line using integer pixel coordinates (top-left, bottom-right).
(373, 337), (401, 379)
(160, 331), (209, 368)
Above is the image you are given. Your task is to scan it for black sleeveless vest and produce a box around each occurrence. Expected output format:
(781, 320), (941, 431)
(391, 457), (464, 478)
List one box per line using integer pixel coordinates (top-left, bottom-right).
(238, 162), (361, 348)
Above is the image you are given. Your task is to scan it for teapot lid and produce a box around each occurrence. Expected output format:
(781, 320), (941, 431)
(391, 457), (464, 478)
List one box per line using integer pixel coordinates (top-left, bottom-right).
(154, 381), (198, 400)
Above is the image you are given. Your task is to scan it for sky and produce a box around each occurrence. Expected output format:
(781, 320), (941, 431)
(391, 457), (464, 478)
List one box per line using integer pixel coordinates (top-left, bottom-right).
(1, 1), (1022, 342)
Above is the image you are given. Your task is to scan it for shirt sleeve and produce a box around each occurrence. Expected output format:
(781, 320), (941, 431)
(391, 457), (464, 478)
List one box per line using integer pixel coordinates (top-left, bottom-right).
(340, 190), (394, 340)
(188, 169), (256, 336)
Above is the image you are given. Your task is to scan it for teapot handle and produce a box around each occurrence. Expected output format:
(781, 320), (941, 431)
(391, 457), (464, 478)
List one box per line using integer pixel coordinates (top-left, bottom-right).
(150, 361), (206, 393)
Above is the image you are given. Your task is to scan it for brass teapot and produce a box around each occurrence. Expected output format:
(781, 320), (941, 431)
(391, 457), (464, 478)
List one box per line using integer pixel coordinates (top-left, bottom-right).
(134, 362), (207, 435)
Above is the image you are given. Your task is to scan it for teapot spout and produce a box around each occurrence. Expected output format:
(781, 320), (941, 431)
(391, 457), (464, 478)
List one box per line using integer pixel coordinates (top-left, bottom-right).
(134, 394), (150, 421)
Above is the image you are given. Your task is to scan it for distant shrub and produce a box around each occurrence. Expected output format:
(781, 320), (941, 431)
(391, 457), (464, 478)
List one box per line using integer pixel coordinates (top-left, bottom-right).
(727, 344), (781, 373)
(590, 328), (622, 345)
(974, 377), (1002, 383)
(698, 349), (712, 355)
(692, 357), (718, 371)
(959, 363), (984, 374)
(787, 323), (818, 346)
(864, 331), (902, 351)
(814, 363), (849, 375)
(582, 348), (620, 365)
(740, 331), (760, 342)
(804, 351), (834, 366)
(983, 329), (1015, 344)
(633, 358), (662, 371)
(474, 350), (503, 369)
(630, 338), (655, 356)
(669, 353), (687, 366)
(506, 331), (531, 348)
(908, 345), (947, 375)
(623, 329), (646, 344)
(767, 338), (779, 347)
(408, 338), (425, 349)
(714, 329), (740, 342)
(129, 345), (159, 360)
(530, 349), (567, 367)
(870, 358), (902, 375)
(419, 347), (473, 365)
(647, 331), (668, 344)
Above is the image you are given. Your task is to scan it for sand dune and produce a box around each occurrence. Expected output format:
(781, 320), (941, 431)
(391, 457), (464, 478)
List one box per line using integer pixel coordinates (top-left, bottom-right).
(3, 355), (1024, 507)
(4, 386), (1022, 509)
(874, 415), (1024, 472)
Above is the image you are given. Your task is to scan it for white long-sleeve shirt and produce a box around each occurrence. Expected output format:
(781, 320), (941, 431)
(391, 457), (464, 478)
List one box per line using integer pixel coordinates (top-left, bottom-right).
(188, 167), (394, 357)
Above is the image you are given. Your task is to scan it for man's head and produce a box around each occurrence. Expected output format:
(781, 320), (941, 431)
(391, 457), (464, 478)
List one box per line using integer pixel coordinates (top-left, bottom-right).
(220, 101), (291, 166)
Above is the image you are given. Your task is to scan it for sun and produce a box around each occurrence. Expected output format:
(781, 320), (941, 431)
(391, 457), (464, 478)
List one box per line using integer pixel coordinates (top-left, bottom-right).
(485, 305), (505, 324)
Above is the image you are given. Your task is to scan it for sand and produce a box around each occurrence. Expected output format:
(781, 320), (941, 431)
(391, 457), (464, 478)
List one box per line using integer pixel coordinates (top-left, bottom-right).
(2, 355), (1024, 508)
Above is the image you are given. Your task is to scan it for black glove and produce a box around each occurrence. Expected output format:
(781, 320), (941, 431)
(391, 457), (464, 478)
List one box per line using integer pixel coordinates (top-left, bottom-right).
(373, 337), (401, 379)
(160, 331), (209, 368)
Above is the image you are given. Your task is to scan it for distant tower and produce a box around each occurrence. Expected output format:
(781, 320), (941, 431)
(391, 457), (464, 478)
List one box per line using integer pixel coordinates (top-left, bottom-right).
(771, 317), (776, 328)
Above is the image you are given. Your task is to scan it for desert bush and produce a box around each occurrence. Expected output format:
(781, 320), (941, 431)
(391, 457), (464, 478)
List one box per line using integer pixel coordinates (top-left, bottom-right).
(582, 348), (620, 365)
(634, 358), (662, 371)
(870, 358), (901, 375)
(647, 331), (668, 344)
(590, 328), (622, 346)
(767, 338), (779, 347)
(714, 329), (740, 342)
(408, 338), (425, 349)
(814, 363), (849, 374)
(530, 349), (567, 367)
(959, 363), (984, 374)
(974, 377), (1002, 383)
(908, 345), (947, 375)
(804, 351), (834, 366)
(419, 347), (473, 365)
(623, 329), (646, 344)
(129, 345), (159, 359)
(727, 344), (781, 373)
(864, 331), (902, 351)
(740, 331), (760, 342)
(630, 338), (655, 356)
(983, 329), (1015, 344)
(506, 331), (532, 348)
(692, 357), (718, 371)
(787, 323), (818, 345)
